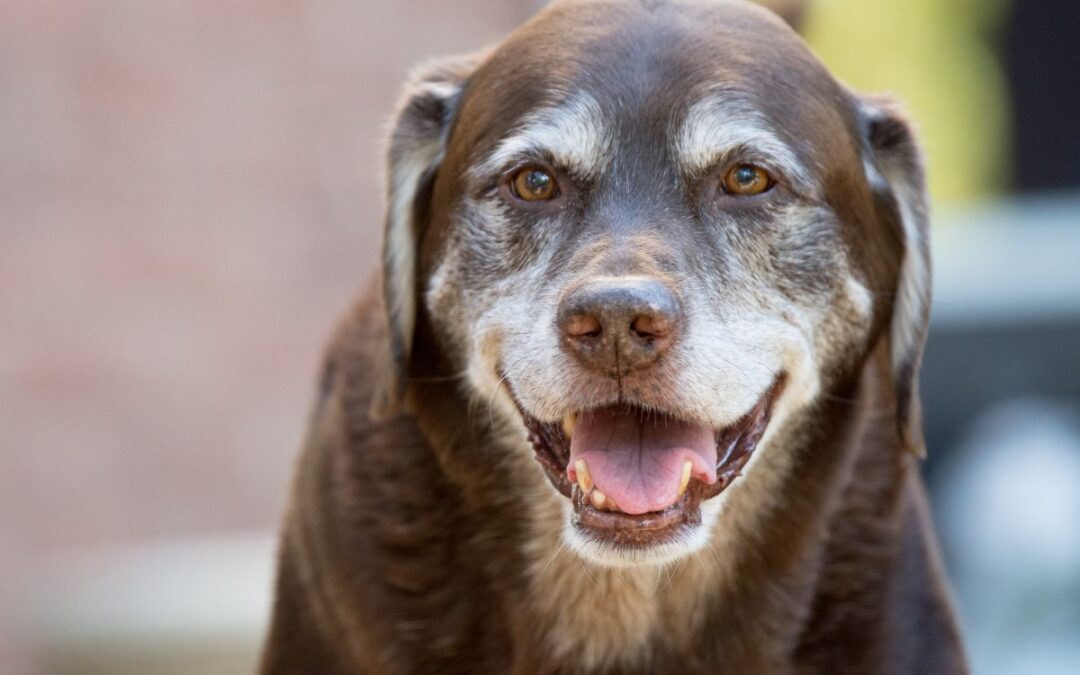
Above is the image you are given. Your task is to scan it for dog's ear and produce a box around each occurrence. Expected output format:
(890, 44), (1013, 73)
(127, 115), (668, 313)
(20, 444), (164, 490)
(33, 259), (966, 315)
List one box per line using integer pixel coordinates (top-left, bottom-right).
(860, 96), (932, 459)
(371, 55), (477, 420)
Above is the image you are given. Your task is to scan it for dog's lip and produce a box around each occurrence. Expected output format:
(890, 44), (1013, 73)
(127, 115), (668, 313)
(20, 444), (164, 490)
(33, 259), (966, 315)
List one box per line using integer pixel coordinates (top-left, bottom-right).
(571, 484), (702, 544)
(515, 375), (786, 541)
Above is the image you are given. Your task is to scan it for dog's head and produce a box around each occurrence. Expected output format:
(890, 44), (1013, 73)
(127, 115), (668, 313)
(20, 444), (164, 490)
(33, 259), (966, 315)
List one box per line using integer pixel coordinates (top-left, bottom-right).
(373, 0), (930, 567)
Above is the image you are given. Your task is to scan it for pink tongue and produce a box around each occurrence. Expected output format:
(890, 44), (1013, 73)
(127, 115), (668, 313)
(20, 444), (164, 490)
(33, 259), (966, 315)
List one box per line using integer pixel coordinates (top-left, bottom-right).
(567, 408), (717, 515)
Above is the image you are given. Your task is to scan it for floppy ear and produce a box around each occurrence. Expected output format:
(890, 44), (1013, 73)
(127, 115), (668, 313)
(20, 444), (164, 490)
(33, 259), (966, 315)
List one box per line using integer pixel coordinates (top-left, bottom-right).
(861, 97), (932, 458)
(371, 56), (477, 419)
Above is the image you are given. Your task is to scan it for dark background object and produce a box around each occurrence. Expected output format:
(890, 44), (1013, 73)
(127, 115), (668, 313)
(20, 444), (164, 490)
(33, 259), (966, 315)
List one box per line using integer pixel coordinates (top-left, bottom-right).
(923, 319), (1080, 479)
(1003, 0), (1080, 191)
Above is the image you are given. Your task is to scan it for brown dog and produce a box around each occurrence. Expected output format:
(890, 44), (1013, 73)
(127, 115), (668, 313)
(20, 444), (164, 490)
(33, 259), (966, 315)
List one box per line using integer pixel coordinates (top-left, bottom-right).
(260, 1), (967, 673)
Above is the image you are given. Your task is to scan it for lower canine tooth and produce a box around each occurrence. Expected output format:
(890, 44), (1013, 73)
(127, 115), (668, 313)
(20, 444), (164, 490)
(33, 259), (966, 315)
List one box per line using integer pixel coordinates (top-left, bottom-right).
(590, 489), (607, 510)
(678, 460), (692, 497)
(574, 459), (593, 493)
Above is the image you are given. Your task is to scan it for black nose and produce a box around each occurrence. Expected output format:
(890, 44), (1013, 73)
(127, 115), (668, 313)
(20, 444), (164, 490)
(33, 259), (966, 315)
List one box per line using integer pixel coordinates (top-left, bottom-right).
(557, 278), (681, 374)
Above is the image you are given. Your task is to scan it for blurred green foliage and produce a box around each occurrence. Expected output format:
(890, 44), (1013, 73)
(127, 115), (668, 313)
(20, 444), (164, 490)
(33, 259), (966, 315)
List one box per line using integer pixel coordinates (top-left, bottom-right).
(799, 0), (1012, 204)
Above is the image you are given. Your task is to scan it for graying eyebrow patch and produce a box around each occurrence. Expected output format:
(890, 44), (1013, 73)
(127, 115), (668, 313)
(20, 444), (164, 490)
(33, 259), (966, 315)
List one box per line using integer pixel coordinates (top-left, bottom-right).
(675, 94), (812, 191)
(472, 92), (613, 181)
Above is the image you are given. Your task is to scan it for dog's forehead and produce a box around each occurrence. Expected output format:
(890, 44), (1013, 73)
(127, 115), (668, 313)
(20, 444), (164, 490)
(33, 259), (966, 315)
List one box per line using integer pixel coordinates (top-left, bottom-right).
(455, 0), (851, 171)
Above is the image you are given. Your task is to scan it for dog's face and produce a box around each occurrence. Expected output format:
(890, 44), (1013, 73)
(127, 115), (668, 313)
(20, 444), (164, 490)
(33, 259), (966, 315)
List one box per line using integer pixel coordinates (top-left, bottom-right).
(376, 0), (930, 567)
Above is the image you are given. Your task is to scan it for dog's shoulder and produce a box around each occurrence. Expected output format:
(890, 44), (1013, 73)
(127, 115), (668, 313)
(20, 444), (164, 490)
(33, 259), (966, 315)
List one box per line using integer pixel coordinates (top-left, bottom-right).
(302, 285), (465, 578)
(264, 286), (508, 674)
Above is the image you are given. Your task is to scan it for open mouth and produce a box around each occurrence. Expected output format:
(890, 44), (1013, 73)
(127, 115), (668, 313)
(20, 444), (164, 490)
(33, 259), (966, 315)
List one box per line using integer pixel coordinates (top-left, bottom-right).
(520, 376), (785, 549)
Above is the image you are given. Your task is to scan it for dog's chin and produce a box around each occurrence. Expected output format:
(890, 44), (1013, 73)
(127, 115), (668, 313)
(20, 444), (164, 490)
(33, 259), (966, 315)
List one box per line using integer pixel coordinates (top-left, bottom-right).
(561, 491), (721, 568)
(517, 376), (785, 568)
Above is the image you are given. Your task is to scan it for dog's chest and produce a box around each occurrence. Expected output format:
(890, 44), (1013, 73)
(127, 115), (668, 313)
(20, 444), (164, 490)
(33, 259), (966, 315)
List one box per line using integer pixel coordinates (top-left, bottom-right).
(519, 508), (721, 672)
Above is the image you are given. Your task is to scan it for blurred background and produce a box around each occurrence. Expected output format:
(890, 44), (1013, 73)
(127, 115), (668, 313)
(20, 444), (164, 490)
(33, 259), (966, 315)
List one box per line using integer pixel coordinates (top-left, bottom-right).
(1, 0), (1077, 673)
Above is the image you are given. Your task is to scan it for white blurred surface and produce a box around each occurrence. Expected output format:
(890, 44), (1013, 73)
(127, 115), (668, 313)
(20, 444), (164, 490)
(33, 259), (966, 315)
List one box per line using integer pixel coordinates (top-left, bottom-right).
(17, 535), (275, 675)
(933, 195), (1080, 325)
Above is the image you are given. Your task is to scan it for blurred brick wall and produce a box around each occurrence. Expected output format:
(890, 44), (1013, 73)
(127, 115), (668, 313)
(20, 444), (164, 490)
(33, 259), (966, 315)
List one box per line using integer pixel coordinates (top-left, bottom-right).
(0, 0), (533, 661)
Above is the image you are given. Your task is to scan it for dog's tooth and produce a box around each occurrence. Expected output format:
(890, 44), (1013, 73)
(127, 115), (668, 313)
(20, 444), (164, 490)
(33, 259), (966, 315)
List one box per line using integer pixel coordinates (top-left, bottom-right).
(678, 460), (692, 497)
(562, 414), (577, 439)
(574, 459), (593, 494)
(605, 495), (620, 513)
(590, 488), (607, 511)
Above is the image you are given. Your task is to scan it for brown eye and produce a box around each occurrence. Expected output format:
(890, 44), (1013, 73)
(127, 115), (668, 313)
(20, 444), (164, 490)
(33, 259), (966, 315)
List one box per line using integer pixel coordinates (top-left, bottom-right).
(510, 167), (558, 202)
(722, 164), (773, 196)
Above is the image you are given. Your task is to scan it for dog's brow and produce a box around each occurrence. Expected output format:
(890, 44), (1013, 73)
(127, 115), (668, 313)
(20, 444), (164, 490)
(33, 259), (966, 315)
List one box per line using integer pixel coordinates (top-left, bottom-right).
(472, 93), (611, 180)
(676, 95), (812, 190)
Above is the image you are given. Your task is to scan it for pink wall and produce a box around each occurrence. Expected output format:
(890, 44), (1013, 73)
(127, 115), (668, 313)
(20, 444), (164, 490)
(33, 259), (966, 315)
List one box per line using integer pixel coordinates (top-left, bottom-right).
(0, 1), (535, 664)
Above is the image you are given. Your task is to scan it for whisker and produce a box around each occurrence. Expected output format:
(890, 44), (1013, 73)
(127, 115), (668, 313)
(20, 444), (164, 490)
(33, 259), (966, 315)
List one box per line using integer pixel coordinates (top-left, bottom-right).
(404, 371), (469, 384)
(577, 558), (601, 591)
(540, 540), (568, 577)
(484, 355), (529, 428)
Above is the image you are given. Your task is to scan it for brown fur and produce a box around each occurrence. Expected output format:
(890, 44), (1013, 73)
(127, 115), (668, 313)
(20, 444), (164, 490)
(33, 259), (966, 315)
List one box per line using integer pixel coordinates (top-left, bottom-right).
(261, 2), (967, 673)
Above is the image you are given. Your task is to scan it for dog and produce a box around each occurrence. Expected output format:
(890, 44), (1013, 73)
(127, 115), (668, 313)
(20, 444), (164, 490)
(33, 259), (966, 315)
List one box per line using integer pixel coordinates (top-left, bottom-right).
(260, 1), (968, 673)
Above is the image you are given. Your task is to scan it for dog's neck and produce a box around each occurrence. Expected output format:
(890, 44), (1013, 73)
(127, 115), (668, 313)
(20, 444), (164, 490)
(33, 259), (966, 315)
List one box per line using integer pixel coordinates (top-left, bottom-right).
(521, 500), (726, 670)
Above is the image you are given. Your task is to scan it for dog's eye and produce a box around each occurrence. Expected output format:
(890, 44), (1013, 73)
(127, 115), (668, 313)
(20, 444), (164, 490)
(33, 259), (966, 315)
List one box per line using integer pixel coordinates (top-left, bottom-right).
(722, 164), (773, 196)
(510, 167), (559, 202)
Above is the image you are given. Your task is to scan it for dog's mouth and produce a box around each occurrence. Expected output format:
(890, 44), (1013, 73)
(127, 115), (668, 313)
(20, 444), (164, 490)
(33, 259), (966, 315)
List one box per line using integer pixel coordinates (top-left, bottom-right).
(520, 376), (785, 549)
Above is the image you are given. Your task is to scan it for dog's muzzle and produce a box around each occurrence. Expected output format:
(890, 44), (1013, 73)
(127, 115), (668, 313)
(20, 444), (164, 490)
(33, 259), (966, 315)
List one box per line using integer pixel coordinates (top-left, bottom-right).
(509, 276), (787, 552)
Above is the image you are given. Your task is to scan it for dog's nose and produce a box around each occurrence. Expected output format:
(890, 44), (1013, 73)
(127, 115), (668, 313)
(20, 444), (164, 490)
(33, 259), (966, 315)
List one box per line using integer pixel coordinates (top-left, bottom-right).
(557, 278), (681, 373)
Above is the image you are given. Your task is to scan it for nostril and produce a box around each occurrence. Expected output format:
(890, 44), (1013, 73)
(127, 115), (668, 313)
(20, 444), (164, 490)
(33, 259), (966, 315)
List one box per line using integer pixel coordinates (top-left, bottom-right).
(630, 314), (669, 340)
(565, 314), (602, 338)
